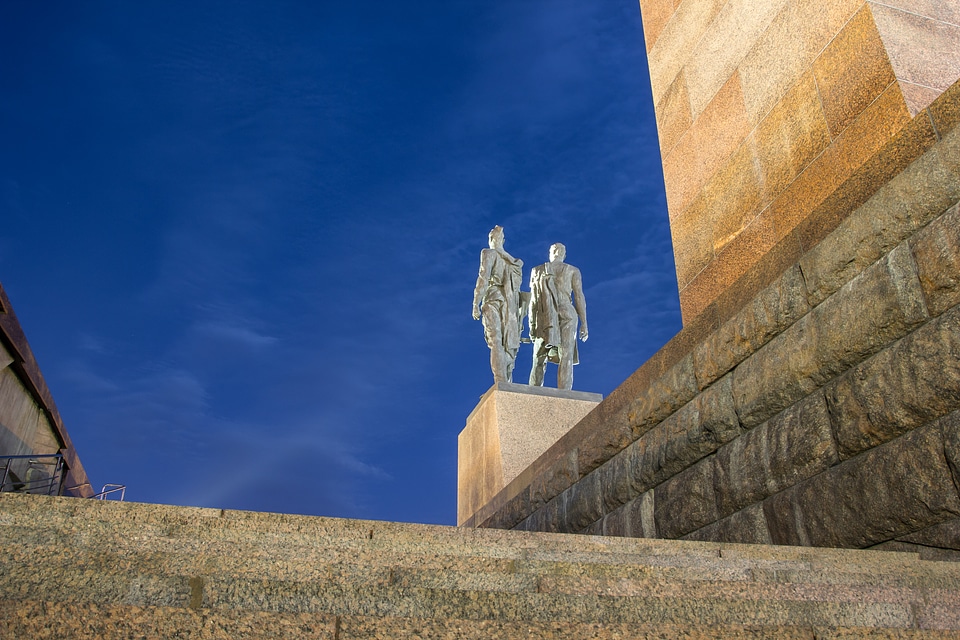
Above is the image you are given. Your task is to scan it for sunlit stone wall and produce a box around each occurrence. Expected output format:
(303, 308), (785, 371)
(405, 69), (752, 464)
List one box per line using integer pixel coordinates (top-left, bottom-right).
(640, 0), (960, 324)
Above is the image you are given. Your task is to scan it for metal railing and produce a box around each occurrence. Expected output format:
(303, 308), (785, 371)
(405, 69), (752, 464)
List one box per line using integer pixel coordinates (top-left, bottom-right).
(94, 484), (126, 501)
(0, 453), (65, 496)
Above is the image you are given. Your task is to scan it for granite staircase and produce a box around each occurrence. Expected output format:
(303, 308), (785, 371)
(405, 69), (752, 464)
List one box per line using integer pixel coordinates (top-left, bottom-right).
(0, 493), (958, 638)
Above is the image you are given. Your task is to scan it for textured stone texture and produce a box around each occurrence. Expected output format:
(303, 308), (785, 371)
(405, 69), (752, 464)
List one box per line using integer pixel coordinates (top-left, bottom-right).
(654, 457), (718, 539)
(870, 2), (960, 114)
(683, 503), (773, 546)
(458, 383), (600, 525)
(715, 391), (838, 520)
(813, 4), (897, 137)
(694, 265), (810, 389)
(912, 203), (960, 316)
(627, 353), (697, 438)
(801, 127), (960, 307)
(8, 492), (960, 635)
(826, 305), (960, 460)
(763, 422), (960, 548)
(733, 242), (928, 428)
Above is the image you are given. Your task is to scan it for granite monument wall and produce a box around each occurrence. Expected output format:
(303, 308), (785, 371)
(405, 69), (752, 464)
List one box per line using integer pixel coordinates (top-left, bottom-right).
(642, 0), (960, 323)
(469, 80), (960, 553)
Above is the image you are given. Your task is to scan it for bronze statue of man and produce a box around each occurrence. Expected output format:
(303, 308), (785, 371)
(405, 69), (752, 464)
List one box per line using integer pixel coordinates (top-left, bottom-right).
(528, 242), (588, 390)
(472, 226), (524, 383)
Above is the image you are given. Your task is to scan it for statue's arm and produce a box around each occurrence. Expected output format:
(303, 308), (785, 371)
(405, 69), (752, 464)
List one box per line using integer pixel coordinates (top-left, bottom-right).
(572, 268), (588, 341)
(472, 249), (494, 320)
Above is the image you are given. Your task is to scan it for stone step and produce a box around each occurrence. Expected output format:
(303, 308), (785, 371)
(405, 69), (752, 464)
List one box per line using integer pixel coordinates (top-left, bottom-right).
(3, 494), (949, 583)
(0, 559), (943, 630)
(2, 494), (959, 634)
(12, 600), (935, 640)
(4, 538), (958, 600)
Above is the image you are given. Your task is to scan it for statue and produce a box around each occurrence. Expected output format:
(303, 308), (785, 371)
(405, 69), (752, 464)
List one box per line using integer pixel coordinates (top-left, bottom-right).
(528, 242), (588, 390)
(473, 226), (524, 383)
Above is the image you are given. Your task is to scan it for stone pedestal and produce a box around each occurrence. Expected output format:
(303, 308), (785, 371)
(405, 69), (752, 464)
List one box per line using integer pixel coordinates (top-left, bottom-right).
(457, 382), (601, 526)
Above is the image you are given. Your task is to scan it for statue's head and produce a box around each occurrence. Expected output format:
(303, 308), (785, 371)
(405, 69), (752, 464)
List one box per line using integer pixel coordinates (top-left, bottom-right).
(549, 242), (566, 262)
(488, 225), (505, 248)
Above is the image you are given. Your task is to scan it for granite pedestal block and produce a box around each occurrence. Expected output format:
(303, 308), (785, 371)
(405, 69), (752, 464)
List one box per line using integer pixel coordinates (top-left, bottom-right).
(458, 382), (601, 526)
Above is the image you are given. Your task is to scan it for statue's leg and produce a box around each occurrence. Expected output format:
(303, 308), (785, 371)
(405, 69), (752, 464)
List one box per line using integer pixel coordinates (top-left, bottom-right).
(529, 339), (547, 386)
(505, 348), (517, 383)
(482, 303), (508, 382)
(557, 325), (577, 390)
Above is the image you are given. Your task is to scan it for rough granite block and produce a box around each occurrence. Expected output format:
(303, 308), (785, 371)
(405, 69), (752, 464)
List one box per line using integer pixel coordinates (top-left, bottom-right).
(714, 390), (838, 519)
(800, 128), (960, 307)
(561, 470), (604, 533)
(826, 304), (960, 459)
(694, 265), (810, 389)
(654, 457), (718, 540)
(627, 353), (698, 440)
(911, 203), (960, 317)
(734, 242), (928, 428)
(530, 449), (578, 512)
(764, 422), (960, 548)
(683, 503), (772, 545)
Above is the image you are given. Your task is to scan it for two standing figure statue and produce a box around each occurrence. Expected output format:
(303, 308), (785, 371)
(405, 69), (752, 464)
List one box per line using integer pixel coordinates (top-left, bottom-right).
(472, 226), (588, 390)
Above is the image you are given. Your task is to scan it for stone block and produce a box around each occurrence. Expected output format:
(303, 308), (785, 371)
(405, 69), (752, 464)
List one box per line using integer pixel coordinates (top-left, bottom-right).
(764, 422), (960, 548)
(662, 73), (752, 221)
(714, 390), (838, 519)
(734, 242), (928, 428)
(619, 490), (657, 539)
(706, 137), (765, 258)
(627, 353), (698, 438)
(601, 504), (628, 538)
(754, 72), (831, 209)
(870, 3), (960, 114)
(646, 0), (726, 104)
(561, 469), (603, 533)
(682, 503), (772, 545)
(530, 449), (578, 512)
(458, 383), (600, 526)
(694, 265), (809, 389)
(895, 515), (960, 552)
(813, 4), (898, 138)
(801, 130), (960, 306)
(929, 72), (960, 136)
(638, 0), (680, 53)
(826, 305), (960, 459)
(682, 0), (788, 119)
(912, 203), (960, 317)
(942, 408), (960, 498)
(655, 71), (692, 159)
(680, 207), (780, 324)
(739, 0), (863, 123)
(654, 457), (718, 539)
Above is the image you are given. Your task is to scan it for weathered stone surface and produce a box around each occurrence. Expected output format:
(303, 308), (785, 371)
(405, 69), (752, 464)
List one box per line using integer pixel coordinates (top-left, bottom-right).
(943, 408), (960, 497)
(561, 469), (603, 533)
(895, 516), (960, 552)
(827, 305), (960, 459)
(734, 242), (928, 428)
(694, 265), (810, 389)
(530, 450), (577, 512)
(627, 353), (698, 439)
(655, 458), (718, 540)
(612, 374), (740, 510)
(764, 422), (960, 548)
(800, 131), (960, 306)
(683, 503), (772, 545)
(714, 391), (838, 519)
(912, 203), (960, 317)
(601, 504), (627, 538)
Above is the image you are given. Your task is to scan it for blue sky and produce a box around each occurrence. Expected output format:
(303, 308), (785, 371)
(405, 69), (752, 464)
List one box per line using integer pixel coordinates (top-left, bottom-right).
(0, 1), (680, 525)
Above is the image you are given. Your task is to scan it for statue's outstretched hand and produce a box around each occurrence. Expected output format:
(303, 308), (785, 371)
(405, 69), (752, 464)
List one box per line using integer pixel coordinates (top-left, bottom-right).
(580, 325), (589, 342)
(473, 305), (482, 321)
